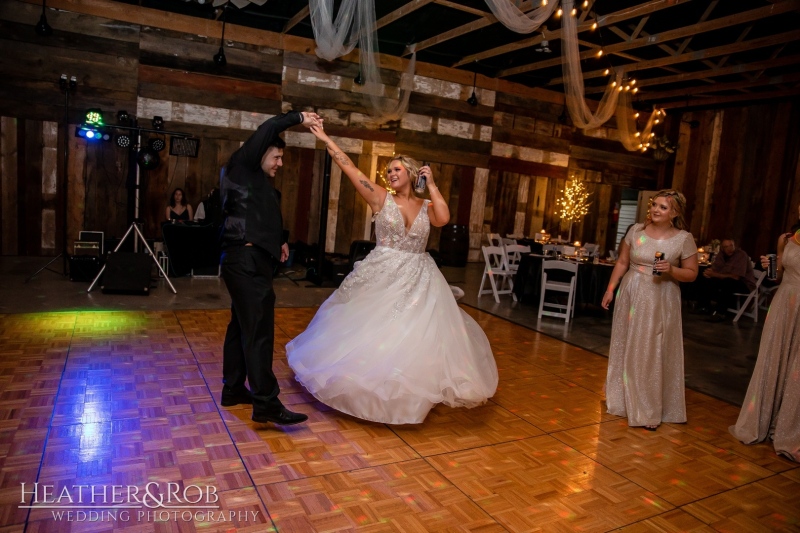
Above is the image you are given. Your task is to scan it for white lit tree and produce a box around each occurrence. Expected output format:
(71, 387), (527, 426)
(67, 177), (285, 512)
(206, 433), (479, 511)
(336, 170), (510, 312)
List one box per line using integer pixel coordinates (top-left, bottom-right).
(556, 178), (591, 242)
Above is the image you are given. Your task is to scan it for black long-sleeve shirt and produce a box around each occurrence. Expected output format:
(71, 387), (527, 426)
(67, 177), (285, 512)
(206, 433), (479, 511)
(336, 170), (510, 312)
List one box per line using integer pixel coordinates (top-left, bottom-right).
(219, 111), (303, 259)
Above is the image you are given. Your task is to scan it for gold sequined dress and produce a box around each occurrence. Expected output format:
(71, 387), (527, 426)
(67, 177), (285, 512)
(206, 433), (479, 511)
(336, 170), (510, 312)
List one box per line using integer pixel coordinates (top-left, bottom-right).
(730, 240), (800, 461)
(287, 194), (498, 424)
(605, 223), (697, 427)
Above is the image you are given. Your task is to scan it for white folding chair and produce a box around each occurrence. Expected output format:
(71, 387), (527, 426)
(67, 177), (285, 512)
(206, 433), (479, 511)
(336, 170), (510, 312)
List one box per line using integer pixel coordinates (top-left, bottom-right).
(478, 246), (517, 303)
(728, 270), (766, 323)
(504, 243), (531, 274)
(538, 260), (579, 323)
(487, 233), (502, 247)
(502, 237), (518, 247)
(584, 243), (598, 256)
(759, 284), (778, 312)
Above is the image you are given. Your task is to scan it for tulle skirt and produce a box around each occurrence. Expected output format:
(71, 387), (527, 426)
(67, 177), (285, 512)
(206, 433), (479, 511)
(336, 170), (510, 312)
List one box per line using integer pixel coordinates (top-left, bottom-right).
(286, 246), (498, 424)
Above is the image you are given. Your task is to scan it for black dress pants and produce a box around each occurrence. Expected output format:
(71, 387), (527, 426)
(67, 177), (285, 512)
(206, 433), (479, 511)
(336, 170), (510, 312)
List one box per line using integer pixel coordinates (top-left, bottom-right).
(221, 245), (282, 414)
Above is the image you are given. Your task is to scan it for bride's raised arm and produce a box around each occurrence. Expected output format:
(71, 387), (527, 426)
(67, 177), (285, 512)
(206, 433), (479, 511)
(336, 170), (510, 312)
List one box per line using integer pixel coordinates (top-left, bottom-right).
(309, 125), (386, 214)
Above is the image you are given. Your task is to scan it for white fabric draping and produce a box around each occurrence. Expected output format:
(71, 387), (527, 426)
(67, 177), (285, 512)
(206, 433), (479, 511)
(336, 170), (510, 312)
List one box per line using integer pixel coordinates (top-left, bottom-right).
(560, 0), (620, 130)
(212, 0), (267, 8)
(617, 88), (661, 152)
(309, 0), (415, 123)
(484, 0), (560, 34)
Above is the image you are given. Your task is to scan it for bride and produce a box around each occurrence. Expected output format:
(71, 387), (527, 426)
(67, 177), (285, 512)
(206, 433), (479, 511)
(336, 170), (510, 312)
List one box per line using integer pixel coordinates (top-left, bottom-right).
(286, 124), (498, 424)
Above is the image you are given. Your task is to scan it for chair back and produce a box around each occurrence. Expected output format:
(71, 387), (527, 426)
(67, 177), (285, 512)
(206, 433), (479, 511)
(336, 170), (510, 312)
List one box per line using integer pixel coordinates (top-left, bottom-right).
(504, 244), (531, 270)
(502, 237), (518, 247)
(482, 245), (509, 272)
(584, 243), (598, 255)
(487, 233), (502, 247)
(542, 260), (579, 276)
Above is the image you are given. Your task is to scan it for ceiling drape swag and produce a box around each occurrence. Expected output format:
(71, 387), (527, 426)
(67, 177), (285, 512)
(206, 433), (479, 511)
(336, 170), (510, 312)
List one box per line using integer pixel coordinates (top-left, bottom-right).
(483, 0), (560, 34)
(560, 0), (621, 130)
(309, 0), (416, 123)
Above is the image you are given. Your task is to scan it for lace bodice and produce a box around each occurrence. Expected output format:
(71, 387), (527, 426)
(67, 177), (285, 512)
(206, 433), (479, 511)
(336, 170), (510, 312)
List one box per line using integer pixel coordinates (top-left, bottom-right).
(374, 194), (430, 254)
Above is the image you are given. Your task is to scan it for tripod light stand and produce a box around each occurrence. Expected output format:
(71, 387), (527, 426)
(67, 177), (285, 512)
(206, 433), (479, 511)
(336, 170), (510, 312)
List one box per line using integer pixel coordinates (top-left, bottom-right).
(25, 74), (76, 283)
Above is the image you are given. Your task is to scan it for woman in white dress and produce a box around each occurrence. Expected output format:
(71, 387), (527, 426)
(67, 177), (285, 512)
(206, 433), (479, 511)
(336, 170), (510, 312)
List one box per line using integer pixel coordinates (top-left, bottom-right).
(286, 125), (498, 424)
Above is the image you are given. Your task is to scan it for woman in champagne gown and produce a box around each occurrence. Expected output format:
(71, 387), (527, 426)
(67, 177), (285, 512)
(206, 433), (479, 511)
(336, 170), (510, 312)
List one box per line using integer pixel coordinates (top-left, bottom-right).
(286, 125), (498, 425)
(601, 190), (698, 429)
(730, 232), (800, 461)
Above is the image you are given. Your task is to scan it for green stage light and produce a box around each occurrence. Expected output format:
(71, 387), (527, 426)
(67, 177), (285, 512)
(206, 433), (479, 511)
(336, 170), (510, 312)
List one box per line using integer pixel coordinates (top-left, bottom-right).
(85, 108), (104, 126)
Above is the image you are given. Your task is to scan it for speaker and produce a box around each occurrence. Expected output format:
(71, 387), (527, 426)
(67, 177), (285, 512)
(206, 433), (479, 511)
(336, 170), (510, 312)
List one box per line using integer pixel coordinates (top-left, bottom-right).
(69, 256), (101, 282)
(101, 252), (152, 295)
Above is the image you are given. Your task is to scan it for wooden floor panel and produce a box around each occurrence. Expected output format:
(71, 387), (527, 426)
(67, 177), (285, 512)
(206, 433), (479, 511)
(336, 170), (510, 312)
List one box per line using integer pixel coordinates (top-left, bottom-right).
(0, 307), (796, 531)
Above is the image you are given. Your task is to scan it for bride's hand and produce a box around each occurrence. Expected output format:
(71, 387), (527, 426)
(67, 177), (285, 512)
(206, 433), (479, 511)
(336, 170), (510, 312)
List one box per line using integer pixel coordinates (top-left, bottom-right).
(310, 124), (330, 142)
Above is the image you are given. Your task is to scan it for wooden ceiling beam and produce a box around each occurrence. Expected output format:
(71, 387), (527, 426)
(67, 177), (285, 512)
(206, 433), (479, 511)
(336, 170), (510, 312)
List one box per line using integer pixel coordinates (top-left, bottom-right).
(636, 71), (800, 101)
(658, 87), (800, 109)
(376, 0), (436, 30)
(433, 0), (488, 18)
(499, 1), (799, 77)
(452, 0), (692, 68)
(282, 5), (309, 34)
(406, 1), (538, 56)
(548, 29), (800, 84)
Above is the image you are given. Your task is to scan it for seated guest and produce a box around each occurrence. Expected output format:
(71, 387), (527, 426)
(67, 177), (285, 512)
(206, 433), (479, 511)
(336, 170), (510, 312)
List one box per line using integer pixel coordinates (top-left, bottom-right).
(166, 188), (193, 224)
(194, 187), (221, 224)
(699, 238), (756, 319)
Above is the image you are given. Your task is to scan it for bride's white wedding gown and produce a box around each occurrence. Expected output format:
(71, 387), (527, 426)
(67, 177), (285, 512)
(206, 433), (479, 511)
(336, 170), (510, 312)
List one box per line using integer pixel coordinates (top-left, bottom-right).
(287, 194), (498, 424)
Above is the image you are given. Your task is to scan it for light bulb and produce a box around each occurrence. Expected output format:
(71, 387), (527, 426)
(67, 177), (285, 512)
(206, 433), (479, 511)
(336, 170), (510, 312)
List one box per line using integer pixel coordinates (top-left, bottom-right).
(596, 49), (603, 57)
(611, 81), (616, 87)
(591, 22), (598, 30)
(604, 69), (610, 75)
(630, 79), (636, 85)
(617, 85), (623, 91)
(634, 112), (640, 118)
(583, 0), (589, 7)
(654, 119), (660, 124)
(635, 132), (640, 137)
(571, 8), (577, 16)
(542, 0), (547, 4)
(556, 8), (562, 16)
(632, 87), (639, 93)
(625, 85), (630, 91)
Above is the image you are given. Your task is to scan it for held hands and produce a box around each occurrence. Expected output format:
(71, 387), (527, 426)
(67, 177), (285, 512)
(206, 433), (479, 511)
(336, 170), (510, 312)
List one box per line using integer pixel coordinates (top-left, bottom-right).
(309, 124), (330, 143)
(300, 112), (323, 129)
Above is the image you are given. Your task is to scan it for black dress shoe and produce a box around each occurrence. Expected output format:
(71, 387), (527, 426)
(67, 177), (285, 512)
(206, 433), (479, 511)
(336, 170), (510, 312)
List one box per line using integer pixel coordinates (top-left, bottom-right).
(220, 388), (253, 407)
(252, 407), (308, 425)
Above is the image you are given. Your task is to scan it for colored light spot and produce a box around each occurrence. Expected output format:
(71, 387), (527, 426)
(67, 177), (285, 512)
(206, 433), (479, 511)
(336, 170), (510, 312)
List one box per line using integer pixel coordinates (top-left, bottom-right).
(638, 235), (647, 245)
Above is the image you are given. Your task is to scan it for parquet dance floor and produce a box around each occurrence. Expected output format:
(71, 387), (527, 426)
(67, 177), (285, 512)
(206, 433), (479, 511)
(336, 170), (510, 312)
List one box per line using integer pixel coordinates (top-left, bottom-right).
(0, 307), (797, 532)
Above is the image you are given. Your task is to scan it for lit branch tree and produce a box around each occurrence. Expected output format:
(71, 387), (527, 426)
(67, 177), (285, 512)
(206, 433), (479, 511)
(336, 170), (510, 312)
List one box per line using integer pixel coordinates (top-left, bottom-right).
(556, 178), (591, 242)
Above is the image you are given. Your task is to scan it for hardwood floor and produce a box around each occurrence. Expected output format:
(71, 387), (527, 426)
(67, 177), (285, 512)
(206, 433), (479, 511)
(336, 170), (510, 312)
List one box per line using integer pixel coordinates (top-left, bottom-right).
(0, 306), (796, 532)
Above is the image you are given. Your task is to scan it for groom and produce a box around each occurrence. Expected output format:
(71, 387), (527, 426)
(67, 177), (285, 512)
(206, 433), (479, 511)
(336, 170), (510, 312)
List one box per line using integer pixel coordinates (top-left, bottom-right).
(219, 110), (321, 425)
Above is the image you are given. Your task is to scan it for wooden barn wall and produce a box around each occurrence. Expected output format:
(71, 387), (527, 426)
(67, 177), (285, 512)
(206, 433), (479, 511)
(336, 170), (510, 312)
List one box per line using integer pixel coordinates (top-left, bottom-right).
(669, 100), (800, 258)
(3, 0), (668, 262)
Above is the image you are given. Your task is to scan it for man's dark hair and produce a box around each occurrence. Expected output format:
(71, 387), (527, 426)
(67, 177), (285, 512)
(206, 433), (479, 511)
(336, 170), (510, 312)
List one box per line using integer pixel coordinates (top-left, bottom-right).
(268, 137), (286, 150)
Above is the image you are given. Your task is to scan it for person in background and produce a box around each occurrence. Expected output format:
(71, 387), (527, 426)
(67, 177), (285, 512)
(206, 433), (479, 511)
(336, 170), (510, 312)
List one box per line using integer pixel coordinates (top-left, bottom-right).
(601, 190), (698, 431)
(699, 238), (756, 320)
(194, 187), (221, 224)
(166, 188), (193, 223)
(730, 231), (799, 462)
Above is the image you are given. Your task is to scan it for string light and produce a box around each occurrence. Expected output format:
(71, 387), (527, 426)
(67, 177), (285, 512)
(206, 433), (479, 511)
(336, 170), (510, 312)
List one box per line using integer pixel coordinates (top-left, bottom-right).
(634, 112), (640, 118)
(571, 8), (577, 16)
(611, 81), (617, 87)
(556, 7), (562, 16)
(632, 87), (639, 93)
(625, 85), (630, 91)
(591, 22), (598, 30)
(630, 79), (636, 85)
(596, 49), (603, 57)
(542, 0), (547, 4)
(635, 132), (640, 137)
(654, 119), (660, 124)
(583, 0), (589, 7)
(604, 68), (610, 75)
(617, 85), (623, 91)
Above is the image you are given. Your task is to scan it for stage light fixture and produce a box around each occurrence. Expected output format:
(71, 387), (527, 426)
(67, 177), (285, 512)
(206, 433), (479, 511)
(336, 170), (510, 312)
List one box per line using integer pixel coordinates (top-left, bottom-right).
(213, 3), (228, 67)
(85, 108), (104, 126)
(76, 125), (110, 141)
(117, 110), (130, 125)
(149, 138), (166, 152)
(116, 134), (131, 148)
(137, 147), (160, 170)
(169, 137), (200, 158)
(151, 116), (164, 131)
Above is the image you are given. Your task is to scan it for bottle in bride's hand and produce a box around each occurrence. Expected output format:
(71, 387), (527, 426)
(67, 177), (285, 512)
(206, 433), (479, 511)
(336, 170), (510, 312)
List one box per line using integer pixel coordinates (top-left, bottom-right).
(415, 162), (428, 194)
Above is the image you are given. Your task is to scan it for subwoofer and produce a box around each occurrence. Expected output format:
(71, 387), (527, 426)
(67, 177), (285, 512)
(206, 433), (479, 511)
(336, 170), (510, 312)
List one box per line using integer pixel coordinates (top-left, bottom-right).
(101, 252), (152, 295)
